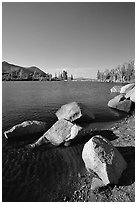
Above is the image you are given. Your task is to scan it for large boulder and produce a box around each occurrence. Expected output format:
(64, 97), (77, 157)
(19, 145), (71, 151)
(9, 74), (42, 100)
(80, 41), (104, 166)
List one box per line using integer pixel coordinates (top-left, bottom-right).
(29, 119), (82, 148)
(4, 120), (48, 139)
(82, 135), (127, 186)
(56, 102), (95, 123)
(108, 94), (125, 107)
(115, 100), (133, 113)
(110, 86), (122, 93)
(120, 83), (135, 94)
(125, 87), (135, 102)
(108, 94), (132, 113)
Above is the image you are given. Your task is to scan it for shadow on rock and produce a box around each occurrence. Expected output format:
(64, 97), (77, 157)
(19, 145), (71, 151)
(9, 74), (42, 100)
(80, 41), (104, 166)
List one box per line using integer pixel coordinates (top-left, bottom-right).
(116, 146), (135, 186)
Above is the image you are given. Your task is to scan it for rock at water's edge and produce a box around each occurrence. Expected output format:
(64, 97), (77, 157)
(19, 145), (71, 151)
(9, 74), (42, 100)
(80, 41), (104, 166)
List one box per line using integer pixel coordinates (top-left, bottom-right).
(56, 102), (95, 123)
(110, 86), (122, 93)
(30, 119), (82, 147)
(82, 135), (127, 186)
(120, 83), (135, 94)
(4, 120), (48, 139)
(111, 99), (132, 113)
(108, 94), (133, 113)
(108, 94), (125, 107)
(125, 87), (135, 102)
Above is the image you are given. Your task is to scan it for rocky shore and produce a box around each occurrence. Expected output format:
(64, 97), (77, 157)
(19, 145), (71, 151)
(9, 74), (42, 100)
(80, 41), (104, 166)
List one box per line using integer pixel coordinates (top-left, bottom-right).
(3, 83), (135, 202)
(67, 113), (135, 202)
(3, 113), (134, 202)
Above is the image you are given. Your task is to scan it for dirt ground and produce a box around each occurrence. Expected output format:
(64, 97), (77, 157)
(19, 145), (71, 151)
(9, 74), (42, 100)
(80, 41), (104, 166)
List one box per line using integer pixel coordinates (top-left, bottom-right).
(68, 113), (135, 202)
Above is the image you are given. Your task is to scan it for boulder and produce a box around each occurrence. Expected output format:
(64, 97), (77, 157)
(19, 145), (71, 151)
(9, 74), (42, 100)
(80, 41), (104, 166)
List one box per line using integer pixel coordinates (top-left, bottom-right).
(82, 135), (127, 186)
(4, 120), (48, 139)
(56, 102), (95, 123)
(108, 94), (132, 113)
(125, 87), (135, 102)
(110, 86), (122, 93)
(115, 100), (133, 113)
(30, 119), (82, 148)
(108, 94), (125, 107)
(120, 83), (135, 94)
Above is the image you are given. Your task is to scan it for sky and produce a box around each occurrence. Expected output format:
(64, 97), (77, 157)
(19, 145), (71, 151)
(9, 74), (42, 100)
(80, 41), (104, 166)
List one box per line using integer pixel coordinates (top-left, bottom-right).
(2, 2), (135, 79)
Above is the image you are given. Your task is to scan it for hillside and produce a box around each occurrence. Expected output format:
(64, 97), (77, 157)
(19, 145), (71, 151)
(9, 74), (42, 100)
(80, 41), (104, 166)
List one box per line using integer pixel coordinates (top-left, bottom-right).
(27, 66), (46, 76)
(2, 61), (46, 76)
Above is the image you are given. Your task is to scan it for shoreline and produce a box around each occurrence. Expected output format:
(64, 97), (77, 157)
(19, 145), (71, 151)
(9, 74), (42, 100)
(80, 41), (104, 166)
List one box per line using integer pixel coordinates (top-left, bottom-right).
(2, 113), (135, 202)
(66, 113), (135, 202)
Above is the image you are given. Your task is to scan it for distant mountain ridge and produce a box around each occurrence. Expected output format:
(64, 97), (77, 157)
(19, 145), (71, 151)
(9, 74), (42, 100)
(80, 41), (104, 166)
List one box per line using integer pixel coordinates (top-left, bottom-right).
(2, 61), (47, 76)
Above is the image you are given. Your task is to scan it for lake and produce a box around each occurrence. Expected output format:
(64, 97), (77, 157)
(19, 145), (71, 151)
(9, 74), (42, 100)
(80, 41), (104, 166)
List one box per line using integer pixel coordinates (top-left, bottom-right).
(2, 81), (126, 201)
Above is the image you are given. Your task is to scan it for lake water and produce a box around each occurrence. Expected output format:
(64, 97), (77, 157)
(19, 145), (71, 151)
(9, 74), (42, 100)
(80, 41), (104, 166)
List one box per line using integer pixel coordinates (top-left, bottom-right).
(2, 81), (127, 201)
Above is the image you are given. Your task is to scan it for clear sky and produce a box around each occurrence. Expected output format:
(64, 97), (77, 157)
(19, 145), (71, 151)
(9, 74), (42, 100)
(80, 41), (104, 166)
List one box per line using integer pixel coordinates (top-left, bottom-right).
(2, 2), (135, 78)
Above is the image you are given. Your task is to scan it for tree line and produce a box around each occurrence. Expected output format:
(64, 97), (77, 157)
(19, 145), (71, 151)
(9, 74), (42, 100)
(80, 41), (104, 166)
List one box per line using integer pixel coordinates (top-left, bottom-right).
(2, 69), (74, 81)
(97, 60), (135, 83)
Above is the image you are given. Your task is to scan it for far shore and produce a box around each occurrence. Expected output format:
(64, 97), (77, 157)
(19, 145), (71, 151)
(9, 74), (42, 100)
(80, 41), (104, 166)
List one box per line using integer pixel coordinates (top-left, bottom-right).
(2, 79), (133, 83)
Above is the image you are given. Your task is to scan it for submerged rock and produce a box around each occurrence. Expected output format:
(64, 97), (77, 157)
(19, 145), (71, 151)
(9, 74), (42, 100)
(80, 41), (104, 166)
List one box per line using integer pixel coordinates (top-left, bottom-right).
(4, 120), (48, 139)
(125, 87), (135, 102)
(82, 135), (127, 186)
(110, 86), (122, 93)
(56, 102), (95, 123)
(120, 83), (135, 94)
(30, 119), (82, 148)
